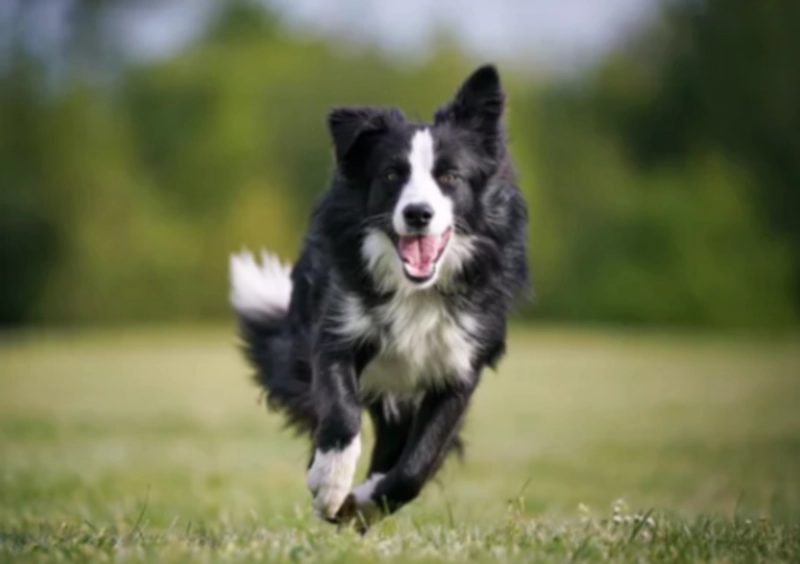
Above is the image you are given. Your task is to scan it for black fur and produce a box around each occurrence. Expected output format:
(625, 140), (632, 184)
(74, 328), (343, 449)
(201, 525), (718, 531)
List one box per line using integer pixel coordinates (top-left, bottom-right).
(234, 64), (528, 525)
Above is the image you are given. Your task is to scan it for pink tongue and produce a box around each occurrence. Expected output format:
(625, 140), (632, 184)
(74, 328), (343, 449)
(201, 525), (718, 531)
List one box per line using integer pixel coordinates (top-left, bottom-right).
(398, 235), (439, 272)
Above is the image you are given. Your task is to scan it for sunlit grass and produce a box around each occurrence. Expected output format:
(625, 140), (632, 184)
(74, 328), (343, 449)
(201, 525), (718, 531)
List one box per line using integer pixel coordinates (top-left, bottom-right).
(0, 326), (799, 562)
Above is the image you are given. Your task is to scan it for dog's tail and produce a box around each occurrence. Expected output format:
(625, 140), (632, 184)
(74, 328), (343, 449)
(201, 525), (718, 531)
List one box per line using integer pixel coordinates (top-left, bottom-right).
(230, 250), (315, 433)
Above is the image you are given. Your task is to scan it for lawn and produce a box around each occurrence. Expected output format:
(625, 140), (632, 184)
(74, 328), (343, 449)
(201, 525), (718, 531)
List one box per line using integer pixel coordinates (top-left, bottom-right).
(0, 326), (799, 562)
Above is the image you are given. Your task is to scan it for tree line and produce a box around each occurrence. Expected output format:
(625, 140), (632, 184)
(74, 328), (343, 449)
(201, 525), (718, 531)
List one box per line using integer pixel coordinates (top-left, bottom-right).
(1, 0), (797, 329)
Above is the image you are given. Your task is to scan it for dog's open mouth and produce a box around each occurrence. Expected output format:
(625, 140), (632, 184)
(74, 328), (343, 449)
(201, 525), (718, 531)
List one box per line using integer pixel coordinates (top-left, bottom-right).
(396, 228), (452, 283)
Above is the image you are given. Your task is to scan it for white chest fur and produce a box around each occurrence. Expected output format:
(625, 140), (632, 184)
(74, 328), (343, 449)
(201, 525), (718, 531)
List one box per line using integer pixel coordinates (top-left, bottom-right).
(334, 290), (476, 398)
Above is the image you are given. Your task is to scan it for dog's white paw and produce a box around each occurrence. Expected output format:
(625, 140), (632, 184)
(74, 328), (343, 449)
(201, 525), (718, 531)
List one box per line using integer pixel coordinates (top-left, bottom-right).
(351, 473), (384, 506)
(331, 473), (387, 532)
(306, 434), (361, 519)
(347, 473), (386, 527)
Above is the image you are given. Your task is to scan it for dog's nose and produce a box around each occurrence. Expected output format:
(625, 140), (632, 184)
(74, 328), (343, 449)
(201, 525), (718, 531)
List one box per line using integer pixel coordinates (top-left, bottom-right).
(402, 203), (434, 230)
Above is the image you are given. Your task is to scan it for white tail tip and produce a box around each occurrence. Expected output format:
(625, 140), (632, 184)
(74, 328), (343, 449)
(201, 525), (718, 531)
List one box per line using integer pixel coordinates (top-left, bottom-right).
(230, 249), (293, 319)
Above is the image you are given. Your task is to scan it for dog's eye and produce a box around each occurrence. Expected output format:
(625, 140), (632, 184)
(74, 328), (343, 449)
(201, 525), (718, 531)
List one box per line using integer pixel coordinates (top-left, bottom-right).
(384, 170), (399, 182)
(438, 172), (458, 184)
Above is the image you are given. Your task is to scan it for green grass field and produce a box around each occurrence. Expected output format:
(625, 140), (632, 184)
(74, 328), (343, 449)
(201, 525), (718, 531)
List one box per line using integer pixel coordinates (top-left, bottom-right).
(1, 327), (799, 562)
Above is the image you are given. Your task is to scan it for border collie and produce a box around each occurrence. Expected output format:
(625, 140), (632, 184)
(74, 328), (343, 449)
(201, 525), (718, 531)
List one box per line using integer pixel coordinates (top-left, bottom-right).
(230, 65), (528, 530)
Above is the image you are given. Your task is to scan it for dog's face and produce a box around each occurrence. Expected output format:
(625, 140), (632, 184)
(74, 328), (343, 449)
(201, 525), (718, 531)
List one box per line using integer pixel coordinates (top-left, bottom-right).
(328, 65), (505, 291)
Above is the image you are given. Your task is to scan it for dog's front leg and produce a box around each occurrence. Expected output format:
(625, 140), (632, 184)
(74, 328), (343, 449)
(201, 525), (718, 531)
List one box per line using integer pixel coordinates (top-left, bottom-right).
(306, 349), (362, 521)
(340, 377), (478, 527)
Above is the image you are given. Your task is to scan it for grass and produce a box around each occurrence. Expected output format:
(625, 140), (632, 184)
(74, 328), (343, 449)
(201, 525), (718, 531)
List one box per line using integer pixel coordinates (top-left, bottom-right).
(0, 326), (799, 562)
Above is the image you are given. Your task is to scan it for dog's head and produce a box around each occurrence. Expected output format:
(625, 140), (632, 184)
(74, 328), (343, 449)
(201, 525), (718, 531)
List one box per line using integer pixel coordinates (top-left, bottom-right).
(327, 65), (505, 291)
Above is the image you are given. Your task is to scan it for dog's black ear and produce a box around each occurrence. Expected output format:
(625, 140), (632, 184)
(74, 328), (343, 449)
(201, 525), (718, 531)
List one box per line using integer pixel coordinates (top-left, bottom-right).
(435, 65), (505, 155)
(327, 106), (402, 173)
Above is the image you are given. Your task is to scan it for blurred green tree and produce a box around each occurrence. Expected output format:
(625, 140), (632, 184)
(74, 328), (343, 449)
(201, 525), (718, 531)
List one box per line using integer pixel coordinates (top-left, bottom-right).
(0, 0), (796, 329)
(593, 0), (800, 305)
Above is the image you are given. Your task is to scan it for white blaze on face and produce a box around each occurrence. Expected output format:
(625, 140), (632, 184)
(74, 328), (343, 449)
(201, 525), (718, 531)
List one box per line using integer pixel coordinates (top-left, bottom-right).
(392, 129), (454, 282)
(392, 129), (452, 236)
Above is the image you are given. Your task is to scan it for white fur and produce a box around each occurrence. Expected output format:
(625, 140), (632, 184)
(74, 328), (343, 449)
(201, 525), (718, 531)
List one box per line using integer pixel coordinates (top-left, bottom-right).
(334, 292), (374, 341)
(352, 473), (385, 505)
(350, 225), (479, 396)
(360, 296), (477, 396)
(380, 394), (404, 422)
(361, 229), (409, 294)
(392, 129), (453, 237)
(333, 278), (477, 397)
(306, 434), (362, 519)
(229, 250), (292, 319)
(347, 473), (386, 526)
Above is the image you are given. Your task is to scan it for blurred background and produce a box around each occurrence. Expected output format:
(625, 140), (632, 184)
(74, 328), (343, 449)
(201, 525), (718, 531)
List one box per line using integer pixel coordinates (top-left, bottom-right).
(1, 3), (800, 557)
(2, 0), (798, 331)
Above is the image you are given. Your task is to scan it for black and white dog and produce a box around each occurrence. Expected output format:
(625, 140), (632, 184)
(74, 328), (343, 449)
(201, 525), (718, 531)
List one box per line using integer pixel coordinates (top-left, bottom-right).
(230, 65), (528, 529)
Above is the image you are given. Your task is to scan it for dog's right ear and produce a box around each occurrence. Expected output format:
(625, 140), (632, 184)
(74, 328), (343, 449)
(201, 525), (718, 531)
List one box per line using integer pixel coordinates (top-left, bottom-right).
(435, 65), (505, 159)
(327, 106), (402, 173)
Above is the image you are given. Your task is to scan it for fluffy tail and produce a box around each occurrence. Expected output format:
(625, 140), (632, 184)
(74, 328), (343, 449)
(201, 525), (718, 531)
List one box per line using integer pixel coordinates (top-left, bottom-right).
(230, 250), (315, 433)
